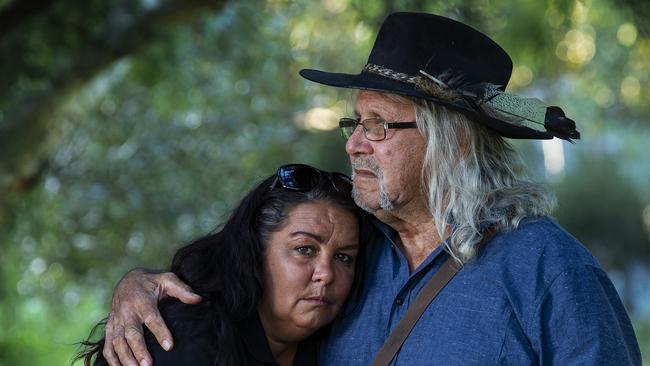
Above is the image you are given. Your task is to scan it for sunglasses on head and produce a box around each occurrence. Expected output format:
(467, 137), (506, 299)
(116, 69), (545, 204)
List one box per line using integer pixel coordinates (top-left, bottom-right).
(272, 164), (353, 195)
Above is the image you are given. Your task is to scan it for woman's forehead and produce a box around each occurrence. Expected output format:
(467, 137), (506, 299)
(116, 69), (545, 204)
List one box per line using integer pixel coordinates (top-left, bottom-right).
(284, 202), (354, 227)
(274, 203), (358, 241)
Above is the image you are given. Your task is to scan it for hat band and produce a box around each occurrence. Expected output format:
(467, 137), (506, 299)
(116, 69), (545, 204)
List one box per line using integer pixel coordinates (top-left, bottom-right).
(363, 63), (468, 104)
(363, 64), (421, 84)
(361, 64), (580, 142)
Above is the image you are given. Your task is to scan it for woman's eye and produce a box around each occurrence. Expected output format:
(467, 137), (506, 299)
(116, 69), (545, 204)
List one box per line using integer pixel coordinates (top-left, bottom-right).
(295, 246), (315, 256)
(335, 253), (354, 264)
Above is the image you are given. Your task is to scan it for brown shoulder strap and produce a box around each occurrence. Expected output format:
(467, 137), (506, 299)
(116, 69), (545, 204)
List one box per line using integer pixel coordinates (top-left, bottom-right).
(370, 229), (496, 366)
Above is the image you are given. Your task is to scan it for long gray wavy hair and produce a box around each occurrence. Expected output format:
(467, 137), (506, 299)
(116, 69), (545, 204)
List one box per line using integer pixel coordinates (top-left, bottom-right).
(403, 95), (556, 264)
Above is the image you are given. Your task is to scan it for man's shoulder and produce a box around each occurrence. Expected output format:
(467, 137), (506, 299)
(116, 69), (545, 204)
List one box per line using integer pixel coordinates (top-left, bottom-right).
(488, 216), (599, 268)
(466, 216), (622, 324)
(470, 216), (606, 293)
(465, 217), (641, 365)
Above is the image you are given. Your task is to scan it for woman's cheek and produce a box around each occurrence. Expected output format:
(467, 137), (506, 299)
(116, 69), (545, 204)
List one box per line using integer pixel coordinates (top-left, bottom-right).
(335, 266), (355, 295)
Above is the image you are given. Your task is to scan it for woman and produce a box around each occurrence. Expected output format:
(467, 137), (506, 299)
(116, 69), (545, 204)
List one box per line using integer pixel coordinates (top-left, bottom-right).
(78, 164), (365, 366)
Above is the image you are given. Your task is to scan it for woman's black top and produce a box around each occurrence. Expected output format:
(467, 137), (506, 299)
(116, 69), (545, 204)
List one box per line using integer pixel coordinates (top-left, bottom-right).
(94, 301), (317, 366)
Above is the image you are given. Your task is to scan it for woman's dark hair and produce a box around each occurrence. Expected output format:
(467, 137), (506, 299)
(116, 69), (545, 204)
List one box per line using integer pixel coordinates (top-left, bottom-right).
(76, 169), (365, 366)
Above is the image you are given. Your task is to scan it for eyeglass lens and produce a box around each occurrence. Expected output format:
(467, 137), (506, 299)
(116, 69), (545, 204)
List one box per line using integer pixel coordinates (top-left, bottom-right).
(339, 118), (385, 141)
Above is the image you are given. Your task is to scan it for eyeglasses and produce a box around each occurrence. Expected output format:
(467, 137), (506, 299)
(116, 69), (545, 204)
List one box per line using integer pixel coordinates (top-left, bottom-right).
(272, 164), (353, 195)
(339, 117), (418, 141)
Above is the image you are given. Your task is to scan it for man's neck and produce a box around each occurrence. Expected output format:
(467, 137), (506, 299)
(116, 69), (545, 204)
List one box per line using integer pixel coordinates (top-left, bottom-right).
(375, 204), (445, 271)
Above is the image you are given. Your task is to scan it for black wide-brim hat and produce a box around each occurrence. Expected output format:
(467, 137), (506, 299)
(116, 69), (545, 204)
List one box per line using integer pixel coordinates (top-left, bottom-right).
(300, 12), (580, 141)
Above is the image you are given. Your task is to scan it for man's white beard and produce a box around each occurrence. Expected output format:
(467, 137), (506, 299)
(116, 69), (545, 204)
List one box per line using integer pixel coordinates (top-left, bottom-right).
(350, 157), (395, 214)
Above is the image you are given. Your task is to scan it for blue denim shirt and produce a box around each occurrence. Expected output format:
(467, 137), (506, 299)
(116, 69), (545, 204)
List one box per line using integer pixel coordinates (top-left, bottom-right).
(319, 217), (641, 365)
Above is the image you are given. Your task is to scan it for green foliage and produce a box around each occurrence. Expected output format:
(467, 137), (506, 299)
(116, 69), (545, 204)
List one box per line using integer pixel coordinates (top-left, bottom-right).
(634, 317), (650, 366)
(0, 0), (649, 365)
(554, 153), (649, 270)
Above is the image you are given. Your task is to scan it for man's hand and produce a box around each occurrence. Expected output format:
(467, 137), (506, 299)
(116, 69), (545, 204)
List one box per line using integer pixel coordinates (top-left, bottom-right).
(102, 269), (202, 366)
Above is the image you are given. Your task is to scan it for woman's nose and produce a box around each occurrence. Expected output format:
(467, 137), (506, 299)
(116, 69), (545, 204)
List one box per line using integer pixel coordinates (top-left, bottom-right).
(312, 257), (334, 285)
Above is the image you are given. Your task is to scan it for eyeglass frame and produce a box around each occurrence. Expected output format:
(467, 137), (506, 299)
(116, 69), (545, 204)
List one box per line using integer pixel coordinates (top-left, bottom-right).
(271, 163), (353, 194)
(338, 117), (418, 141)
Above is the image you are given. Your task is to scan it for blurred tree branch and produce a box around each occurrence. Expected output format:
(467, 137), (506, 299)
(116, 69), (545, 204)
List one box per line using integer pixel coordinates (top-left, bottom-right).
(0, 0), (228, 226)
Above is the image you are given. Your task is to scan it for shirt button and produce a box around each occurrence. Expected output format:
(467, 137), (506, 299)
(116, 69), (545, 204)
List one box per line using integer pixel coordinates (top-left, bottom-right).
(395, 298), (404, 305)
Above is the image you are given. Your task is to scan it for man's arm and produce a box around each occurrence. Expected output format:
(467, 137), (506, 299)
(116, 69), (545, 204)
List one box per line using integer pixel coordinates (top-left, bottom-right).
(530, 265), (641, 365)
(103, 269), (202, 366)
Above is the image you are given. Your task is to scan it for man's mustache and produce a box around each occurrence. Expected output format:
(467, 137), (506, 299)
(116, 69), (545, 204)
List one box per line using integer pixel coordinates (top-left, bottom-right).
(351, 157), (382, 177)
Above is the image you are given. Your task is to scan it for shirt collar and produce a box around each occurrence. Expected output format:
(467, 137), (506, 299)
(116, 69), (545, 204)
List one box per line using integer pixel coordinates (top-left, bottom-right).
(369, 214), (449, 272)
(370, 216), (398, 243)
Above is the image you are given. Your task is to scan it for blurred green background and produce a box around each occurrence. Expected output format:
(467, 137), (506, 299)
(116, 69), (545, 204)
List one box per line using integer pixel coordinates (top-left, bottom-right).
(0, 0), (649, 365)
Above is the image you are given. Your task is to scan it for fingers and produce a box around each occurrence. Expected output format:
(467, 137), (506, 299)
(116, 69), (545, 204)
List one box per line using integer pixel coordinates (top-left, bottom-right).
(105, 308), (157, 366)
(159, 272), (202, 304)
(125, 324), (152, 366)
(103, 313), (123, 366)
(143, 310), (174, 352)
(103, 336), (122, 366)
(104, 269), (196, 366)
(105, 269), (162, 366)
(113, 327), (139, 366)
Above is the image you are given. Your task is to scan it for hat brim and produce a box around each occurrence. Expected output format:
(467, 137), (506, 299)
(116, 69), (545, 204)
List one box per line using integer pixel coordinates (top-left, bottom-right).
(299, 68), (553, 140)
(300, 69), (430, 100)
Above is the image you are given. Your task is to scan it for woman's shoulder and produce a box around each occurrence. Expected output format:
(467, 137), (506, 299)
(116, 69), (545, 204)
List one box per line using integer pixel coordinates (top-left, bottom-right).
(158, 299), (219, 334)
(144, 300), (221, 365)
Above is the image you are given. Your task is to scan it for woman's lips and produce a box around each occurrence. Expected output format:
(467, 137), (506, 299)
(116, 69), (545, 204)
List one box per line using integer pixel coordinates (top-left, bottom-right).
(304, 296), (331, 305)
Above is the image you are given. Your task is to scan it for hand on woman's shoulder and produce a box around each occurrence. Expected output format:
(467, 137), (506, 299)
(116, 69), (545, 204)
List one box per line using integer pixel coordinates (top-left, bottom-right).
(144, 300), (219, 366)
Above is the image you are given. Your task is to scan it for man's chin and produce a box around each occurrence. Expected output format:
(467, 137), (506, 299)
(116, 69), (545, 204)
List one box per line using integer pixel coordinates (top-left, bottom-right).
(352, 190), (379, 214)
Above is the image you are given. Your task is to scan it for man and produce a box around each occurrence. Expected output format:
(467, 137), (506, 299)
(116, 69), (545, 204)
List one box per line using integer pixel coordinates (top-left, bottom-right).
(101, 13), (641, 366)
